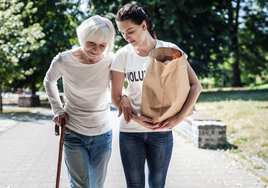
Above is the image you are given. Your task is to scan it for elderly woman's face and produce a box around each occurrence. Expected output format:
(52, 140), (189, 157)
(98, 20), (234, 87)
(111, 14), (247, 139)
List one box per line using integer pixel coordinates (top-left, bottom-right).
(84, 41), (107, 57)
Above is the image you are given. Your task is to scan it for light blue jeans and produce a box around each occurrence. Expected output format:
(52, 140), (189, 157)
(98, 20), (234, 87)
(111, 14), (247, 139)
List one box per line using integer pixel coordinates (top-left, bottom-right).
(120, 131), (173, 188)
(63, 128), (112, 188)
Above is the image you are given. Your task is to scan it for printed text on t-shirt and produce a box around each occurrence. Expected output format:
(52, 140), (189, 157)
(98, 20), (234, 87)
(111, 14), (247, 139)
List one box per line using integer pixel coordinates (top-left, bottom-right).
(126, 70), (146, 82)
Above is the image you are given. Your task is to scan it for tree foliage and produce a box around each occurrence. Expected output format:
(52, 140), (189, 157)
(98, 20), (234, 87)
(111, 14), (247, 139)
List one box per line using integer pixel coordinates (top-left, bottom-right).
(239, 0), (268, 85)
(0, 0), (45, 83)
(0, 0), (45, 112)
(12, 0), (84, 95)
(84, 0), (230, 77)
(84, 0), (268, 87)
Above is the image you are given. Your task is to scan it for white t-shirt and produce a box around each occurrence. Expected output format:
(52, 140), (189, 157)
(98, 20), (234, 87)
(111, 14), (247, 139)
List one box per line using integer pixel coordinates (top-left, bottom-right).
(111, 40), (186, 132)
(44, 50), (114, 136)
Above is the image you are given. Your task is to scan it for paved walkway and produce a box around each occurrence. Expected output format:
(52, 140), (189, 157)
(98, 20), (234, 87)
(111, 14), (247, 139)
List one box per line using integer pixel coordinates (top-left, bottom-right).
(0, 107), (266, 188)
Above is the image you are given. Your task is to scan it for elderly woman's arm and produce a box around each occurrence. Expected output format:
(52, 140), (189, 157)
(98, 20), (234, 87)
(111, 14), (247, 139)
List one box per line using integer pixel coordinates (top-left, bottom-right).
(159, 61), (202, 129)
(44, 54), (68, 126)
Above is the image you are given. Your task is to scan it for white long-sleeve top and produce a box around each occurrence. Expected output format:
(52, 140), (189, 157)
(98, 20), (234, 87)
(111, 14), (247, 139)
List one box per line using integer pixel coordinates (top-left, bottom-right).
(44, 50), (114, 136)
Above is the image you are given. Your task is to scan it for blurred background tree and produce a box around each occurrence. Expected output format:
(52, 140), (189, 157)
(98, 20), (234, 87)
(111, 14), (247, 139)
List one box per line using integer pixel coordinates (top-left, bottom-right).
(12, 0), (84, 96)
(0, 0), (45, 112)
(238, 0), (268, 86)
(83, 0), (268, 88)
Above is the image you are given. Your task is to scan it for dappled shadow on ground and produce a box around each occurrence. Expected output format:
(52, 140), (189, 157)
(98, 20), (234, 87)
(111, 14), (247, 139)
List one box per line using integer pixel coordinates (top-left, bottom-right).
(0, 112), (53, 122)
(197, 89), (268, 103)
(215, 141), (238, 151)
(1, 104), (117, 122)
(197, 138), (238, 150)
(225, 141), (238, 150)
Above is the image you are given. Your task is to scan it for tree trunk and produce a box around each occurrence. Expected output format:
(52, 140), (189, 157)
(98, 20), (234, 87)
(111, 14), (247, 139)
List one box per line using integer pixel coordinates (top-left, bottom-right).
(0, 73), (3, 113)
(221, 69), (227, 87)
(230, 0), (242, 87)
(31, 78), (36, 96)
(231, 62), (242, 86)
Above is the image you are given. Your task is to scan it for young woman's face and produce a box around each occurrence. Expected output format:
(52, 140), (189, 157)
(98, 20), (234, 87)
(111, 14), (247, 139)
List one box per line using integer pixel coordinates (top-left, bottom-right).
(83, 41), (107, 57)
(117, 19), (147, 47)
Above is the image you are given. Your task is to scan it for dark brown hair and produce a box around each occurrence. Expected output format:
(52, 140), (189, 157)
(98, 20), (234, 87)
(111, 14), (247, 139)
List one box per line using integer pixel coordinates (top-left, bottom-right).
(116, 4), (157, 39)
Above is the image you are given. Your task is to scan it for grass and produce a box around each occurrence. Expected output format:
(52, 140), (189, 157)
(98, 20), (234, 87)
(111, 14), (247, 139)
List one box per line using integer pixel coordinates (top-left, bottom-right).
(195, 88), (268, 163)
(197, 88), (268, 102)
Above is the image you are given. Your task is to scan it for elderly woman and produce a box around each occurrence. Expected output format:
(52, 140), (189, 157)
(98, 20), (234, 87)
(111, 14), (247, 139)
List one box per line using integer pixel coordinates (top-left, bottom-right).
(44, 15), (115, 188)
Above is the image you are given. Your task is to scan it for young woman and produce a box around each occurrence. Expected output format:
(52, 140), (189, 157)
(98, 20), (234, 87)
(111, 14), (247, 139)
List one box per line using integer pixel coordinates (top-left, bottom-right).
(44, 15), (115, 188)
(111, 4), (202, 188)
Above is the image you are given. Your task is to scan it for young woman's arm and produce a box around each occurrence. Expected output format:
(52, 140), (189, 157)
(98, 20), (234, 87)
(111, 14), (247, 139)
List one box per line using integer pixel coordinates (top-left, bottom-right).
(181, 62), (203, 116)
(111, 70), (157, 129)
(111, 70), (133, 124)
(159, 62), (202, 129)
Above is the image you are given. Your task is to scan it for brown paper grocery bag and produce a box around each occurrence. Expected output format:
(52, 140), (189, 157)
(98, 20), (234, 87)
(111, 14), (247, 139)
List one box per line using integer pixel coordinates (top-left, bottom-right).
(141, 47), (192, 124)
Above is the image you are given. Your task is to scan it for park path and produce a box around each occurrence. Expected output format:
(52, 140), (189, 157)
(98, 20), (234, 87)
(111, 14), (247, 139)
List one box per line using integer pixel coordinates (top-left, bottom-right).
(0, 107), (266, 188)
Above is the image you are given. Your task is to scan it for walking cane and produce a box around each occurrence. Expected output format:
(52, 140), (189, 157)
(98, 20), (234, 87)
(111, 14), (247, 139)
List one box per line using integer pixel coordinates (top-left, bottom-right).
(55, 119), (66, 188)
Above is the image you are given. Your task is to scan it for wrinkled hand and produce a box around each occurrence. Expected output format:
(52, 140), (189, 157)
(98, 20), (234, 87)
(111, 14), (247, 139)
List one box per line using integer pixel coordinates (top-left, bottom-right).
(132, 114), (159, 130)
(156, 113), (184, 130)
(118, 96), (137, 124)
(53, 113), (68, 127)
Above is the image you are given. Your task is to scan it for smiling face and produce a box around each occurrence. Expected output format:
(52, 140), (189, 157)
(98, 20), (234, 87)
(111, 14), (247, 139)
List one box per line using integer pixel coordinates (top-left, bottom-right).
(83, 41), (107, 58)
(116, 20), (147, 47)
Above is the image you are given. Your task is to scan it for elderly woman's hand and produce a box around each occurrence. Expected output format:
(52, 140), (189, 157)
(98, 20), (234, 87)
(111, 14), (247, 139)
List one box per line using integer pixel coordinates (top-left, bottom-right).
(118, 96), (137, 124)
(53, 112), (68, 127)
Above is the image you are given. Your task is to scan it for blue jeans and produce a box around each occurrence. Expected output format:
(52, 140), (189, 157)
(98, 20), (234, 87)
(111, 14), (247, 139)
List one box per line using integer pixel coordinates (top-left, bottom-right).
(120, 131), (173, 188)
(63, 128), (112, 188)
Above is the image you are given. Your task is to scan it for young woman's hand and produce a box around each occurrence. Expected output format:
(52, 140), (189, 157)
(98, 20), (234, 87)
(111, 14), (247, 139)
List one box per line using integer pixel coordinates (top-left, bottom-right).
(118, 96), (137, 124)
(132, 114), (159, 130)
(53, 112), (68, 126)
(156, 113), (185, 130)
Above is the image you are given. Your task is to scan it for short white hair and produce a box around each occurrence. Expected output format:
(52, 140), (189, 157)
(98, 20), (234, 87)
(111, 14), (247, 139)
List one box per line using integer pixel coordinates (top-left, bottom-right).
(76, 15), (115, 55)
